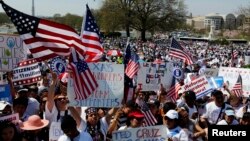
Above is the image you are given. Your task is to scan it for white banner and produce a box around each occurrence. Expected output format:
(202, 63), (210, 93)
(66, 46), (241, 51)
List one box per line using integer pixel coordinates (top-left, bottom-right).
(203, 68), (219, 78)
(0, 34), (27, 71)
(137, 62), (173, 91)
(219, 67), (250, 97)
(112, 125), (167, 141)
(68, 63), (124, 107)
(245, 56), (250, 65)
(12, 58), (41, 86)
(49, 122), (64, 141)
(182, 75), (213, 98)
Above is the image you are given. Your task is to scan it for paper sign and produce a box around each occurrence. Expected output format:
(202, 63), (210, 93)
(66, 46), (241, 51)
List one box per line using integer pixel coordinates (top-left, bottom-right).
(182, 75), (213, 98)
(68, 63), (124, 107)
(49, 122), (64, 141)
(0, 34), (27, 71)
(112, 125), (167, 141)
(0, 84), (12, 103)
(0, 113), (19, 123)
(208, 76), (224, 89)
(137, 62), (173, 91)
(49, 56), (66, 75)
(12, 58), (41, 86)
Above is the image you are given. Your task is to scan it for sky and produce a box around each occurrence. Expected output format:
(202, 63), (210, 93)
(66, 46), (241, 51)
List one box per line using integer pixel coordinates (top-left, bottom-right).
(0, 0), (249, 17)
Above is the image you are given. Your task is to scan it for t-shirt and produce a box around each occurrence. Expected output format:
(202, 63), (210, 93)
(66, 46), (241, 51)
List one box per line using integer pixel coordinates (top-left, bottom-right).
(45, 103), (70, 124)
(166, 126), (189, 141)
(58, 131), (93, 141)
(202, 101), (231, 124)
(24, 97), (40, 116)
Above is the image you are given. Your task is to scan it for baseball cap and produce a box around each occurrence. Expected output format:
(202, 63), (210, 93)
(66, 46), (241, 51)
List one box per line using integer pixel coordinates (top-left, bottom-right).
(128, 109), (144, 118)
(0, 101), (11, 111)
(38, 86), (48, 95)
(164, 110), (178, 119)
(85, 107), (97, 115)
(225, 109), (235, 117)
(17, 88), (28, 93)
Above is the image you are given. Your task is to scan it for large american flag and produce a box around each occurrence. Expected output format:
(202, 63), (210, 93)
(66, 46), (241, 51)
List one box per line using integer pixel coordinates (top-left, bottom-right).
(67, 48), (98, 100)
(169, 38), (194, 65)
(167, 77), (181, 103)
(231, 74), (243, 97)
(136, 99), (157, 126)
(1, 1), (90, 61)
(81, 5), (104, 62)
(125, 44), (139, 79)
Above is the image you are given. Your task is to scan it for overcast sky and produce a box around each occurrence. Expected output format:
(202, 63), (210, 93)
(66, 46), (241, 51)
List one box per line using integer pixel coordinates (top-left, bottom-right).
(0, 0), (249, 17)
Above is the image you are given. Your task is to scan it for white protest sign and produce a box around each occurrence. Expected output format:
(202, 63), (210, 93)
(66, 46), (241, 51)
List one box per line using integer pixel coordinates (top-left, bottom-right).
(68, 63), (124, 107)
(245, 56), (250, 65)
(0, 34), (27, 71)
(219, 67), (250, 97)
(12, 58), (41, 86)
(112, 125), (167, 141)
(0, 113), (19, 123)
(49, 122), (64, 141)
(182, 75), (213, 98)
(137, 62), (173, 91)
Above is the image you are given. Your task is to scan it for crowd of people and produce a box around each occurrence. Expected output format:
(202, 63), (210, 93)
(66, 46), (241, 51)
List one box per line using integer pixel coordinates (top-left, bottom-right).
(0, 37), (250, 141)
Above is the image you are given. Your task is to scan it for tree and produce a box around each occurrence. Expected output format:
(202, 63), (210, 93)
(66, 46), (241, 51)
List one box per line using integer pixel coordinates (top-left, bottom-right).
(0, 12), (11, 24)
(238, 3), (250, 15)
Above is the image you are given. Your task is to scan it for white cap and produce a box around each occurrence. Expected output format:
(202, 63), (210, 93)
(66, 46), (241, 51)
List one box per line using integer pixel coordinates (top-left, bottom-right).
(225, 109), (235, 117)
(165, 110), (178, 119)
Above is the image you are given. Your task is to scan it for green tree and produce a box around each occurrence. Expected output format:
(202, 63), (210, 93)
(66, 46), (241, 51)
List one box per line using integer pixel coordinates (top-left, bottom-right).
(0, 12), (11, 24)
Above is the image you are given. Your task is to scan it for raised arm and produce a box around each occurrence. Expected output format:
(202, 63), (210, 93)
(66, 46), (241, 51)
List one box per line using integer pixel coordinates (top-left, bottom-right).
(46, 71), (57, 112)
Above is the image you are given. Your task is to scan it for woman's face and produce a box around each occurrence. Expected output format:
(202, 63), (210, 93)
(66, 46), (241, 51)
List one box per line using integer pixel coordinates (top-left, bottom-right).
(87, 112), (98, 126)
(1, 127), (14, 141)
(130, 117), (144, 128)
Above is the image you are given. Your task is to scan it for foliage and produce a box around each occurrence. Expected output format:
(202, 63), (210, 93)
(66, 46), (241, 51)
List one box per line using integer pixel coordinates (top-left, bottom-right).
(209, 38), (230, 45)
(0, 12), (11, 24)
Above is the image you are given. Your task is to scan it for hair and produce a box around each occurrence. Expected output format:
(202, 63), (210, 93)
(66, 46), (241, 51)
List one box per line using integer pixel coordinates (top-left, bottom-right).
(13, 97), (28, 108)
(163, 101), (177, 114)
(0, 121), (21, 141)
(242, 112), (250, 120)
(184, 90), (196, 101)
(61, 115), (77, 130)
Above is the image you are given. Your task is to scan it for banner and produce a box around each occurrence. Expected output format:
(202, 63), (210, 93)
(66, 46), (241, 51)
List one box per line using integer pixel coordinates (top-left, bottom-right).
(112, 125), (167, 141)
(12, 58), (41, 86)
(0, 34), (26, 71)
(245, 56), (250, 65)
(137, 62), (173, 91)
(68, 63), (124, 107)
(0, 84), (12, 103)
(203, 68), (219, 78)
(49, 122), (64, 141)
(49, 56), (66, 75)
(182, 75), (213, 98)
(219, 67), (250, 97)
(0, 113), (19, 123)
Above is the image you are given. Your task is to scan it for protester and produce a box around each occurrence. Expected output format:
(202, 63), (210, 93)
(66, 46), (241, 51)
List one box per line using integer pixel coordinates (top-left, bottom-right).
(0, 121), (21, 141)
(0, 101), (12, 117)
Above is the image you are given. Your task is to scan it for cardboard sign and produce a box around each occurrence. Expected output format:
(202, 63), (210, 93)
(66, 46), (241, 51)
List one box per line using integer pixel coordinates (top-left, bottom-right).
(68, 63), (124, 107)
(112, 125), (167, 141)
(219, 67), (250, 97)
(137, 62), (173, 91)
(0, 34), (27, 71)
(0, 84), (12, 103)
(49, 122), (64, 141)
(0, 113), (19, 123)
(12, 58), (41, 86)
(182, 75), (213, 98)
(49, 56), (66, 75)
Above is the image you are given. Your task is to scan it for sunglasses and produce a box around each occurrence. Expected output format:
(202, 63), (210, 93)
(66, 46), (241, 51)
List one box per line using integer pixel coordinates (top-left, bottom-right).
(56, 97), (67, 101)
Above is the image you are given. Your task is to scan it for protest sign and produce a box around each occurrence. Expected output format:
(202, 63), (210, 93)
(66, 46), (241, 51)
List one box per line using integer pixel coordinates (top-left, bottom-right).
(112, 125), (167, 141)
(219, 67), (250, 97)
(137, 62), (173, 91)
(208, 76), (224, 89)
(49, 122), (64, 141)
(12, 58), (41, 86)
(49, 56), (66, 75)
(182, 75), (213, 98)
(245, 55), (250, 65)
(0, 34), (27, 71)
(0, 84), (12, 103)
(0, 113), (19, 123)
(68, 63), (124, 107)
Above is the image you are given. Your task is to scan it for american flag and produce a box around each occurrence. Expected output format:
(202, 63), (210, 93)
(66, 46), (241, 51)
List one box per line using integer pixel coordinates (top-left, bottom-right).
(125, 44), (139, 79)
(67, 48), (98, 100)
(169, 38), (194, 65)
(167, 76), (181, 103)
(231, 74), (243, 97)
(233, 50), (238, 59)
(136, 99), (157, 126)
(0, 1), (90, 61)
(81, 5), (104, 62)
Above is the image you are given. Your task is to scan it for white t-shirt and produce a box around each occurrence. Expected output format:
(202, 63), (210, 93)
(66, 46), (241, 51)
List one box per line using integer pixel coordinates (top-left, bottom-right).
(202, 101), (231, 124)
(45, 103), (70, 123)
(58, 131), (93, 141)
(166, 126), (189, 141)
(217, 119), (239, 125)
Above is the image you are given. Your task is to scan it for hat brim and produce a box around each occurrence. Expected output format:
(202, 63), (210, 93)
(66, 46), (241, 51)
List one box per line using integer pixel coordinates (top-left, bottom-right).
(20, 120), (49, 130)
